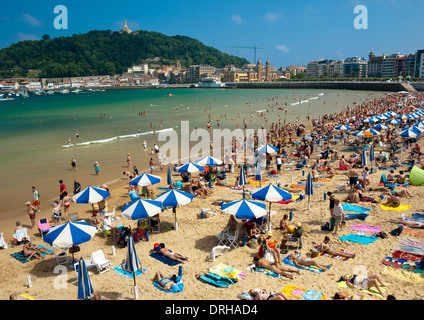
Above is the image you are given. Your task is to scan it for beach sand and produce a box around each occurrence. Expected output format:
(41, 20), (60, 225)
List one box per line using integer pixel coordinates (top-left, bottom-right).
(1, 137), (424, 301)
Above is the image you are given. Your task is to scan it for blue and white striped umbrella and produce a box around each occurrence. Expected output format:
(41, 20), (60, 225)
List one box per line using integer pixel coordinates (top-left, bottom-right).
(221, 199), (267, 220)
(407, 113), (419, 120)
(43, 221), (96, 248)
(411, 126), (424, 134)
(252, 184), (292, 230)
(196, 156), (223, 166)
(335, 124), (352, 131)
(155, 189), (193, 229)
(373, 123), (389, 130)
(416, 121), (424, 128)
(121, 199), (163, 220)
(386, 118), (402, 125)
(167, 166), (174, 186)
(397, 114), (409, 120)
(77, 258), (94, 300)
(254, 165), (262, 184)
(239, 166), (247, 186)
(257, 144), (279, 154)
(352, 130), (363, 136)
(358, 128), (381, 136)
(125, 236), (141, 290)
(72, 186), (110, 204)
(361, 148), (367, 167)
(388, 111), (398, 116)
(129, 173), (162, 187)
(399, 128), (420, 138)
(369, 144), (375, 162)
(378, 114), (388, 120)
(177, 162), (205, 173)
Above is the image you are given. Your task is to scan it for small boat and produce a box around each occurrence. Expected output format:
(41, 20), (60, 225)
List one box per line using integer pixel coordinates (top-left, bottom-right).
(166, 94), (174, 97)
(278, 107), (285, 110)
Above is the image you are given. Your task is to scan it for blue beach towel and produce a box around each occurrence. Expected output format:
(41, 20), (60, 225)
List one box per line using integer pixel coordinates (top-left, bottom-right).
(113, 264), (149, 279)
(302, 289), (324, 300)
(251, 267), (286, 279)
(282, 255), (328, 273)
(153, 280), (184, 293)
(197, 272), (236, 288)
(342, 203), (371, 214)
(149, 252), (181, 266)
(339, 234), (378, 244)
(11, 245), (53, 263)
(344, 213), (369, 221)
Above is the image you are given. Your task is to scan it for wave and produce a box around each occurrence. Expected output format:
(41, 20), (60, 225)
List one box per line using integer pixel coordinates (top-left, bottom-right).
(62, 127), (174, 148)
(310, 96), (319, 100)
(291, 102), (300, 106)
(300, 100), (309, 103)
(256, 110), (267, 113)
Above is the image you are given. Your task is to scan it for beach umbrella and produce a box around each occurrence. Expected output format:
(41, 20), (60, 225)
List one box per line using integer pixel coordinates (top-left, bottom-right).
(357, 128), (380, 137)
(125, 236), (141, 299)
(399, 128), (420, 138)
(407, 113), (419, 120)
(121, 199), (163, 220)
(251, 184), (292, 231)
(257, 144), (279, 154)
(305, 172), (313, 211)
(361, 148), (367, 167)
(196, 155), (223, 166)
(378, 114), (388, 120)
(177, 162), (205, 173)
(239, 166), (247, 199)
(411, 126), (424, 134)
(43, 221), (96, 249)
(221, 199), (267, 220)
(129, 173), (161, 187)
(254, 164), (262, 187)
(155, 189), (193, 230)
(369, 144), (375, 163)
(397, 114), (409, 120)
(72, 186), (110, 204)
(388, 111), (398, 116)
(335, 125), (352, 131)
(373, 124), (389, 131)
(77, 258), (94, 300)
(167, 166), (174, 187)
(386, 118), (402, 125)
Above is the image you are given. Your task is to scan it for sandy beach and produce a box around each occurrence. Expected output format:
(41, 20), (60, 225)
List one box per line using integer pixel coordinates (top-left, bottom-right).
(2, 91), (424, 302)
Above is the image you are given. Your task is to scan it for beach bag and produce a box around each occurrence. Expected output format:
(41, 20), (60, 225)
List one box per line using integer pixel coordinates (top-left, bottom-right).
(375, 231), (388, 239)
(320, 222), (330, 231)
(248, 238), (259, 249)
(390, 225), (403, 236)
(270, 169), (277, 175)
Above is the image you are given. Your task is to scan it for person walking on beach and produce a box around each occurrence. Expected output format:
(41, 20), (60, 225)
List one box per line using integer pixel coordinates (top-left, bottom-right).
(52, 201), (62, 226)
(62, 192), (72, 221)
(94, 162), (100, 175)
(126, 153), (131, 167)
(143, 140), (147, 151)
(59, 180), (67, 201)
(32, 186), (40, 209)
(25, 201), (39, 229)
(332, 199), (345, 235)
(73, 179), (81, 195)
(71, 157), (77, 170)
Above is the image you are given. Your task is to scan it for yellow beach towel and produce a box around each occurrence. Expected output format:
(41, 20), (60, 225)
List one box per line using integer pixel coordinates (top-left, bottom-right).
(282, 285), (326, 300)
(382, 266), (424, 284)
(209, 263), (246, 280)
(336, 281), (387, 299)
(379, 204), (411, 211)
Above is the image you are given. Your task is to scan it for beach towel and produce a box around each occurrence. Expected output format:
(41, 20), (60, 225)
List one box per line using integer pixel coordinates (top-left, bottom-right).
(282, 285), (325, 300)
(297, 182), (325, 188)
(379, 204), (411, 211)
(393, 238), (424, 256)
(382, 266), (424, 284)
(209, 263), (246, 280)
(247, 265), (286, 279)
(401, 262), (424, 274)
(149, 252), (181, 266)
(360, 196), (376, 203)
(11, 246), (53, 263)
(342, 203), (371, 214)
(153, 279), (184, 293)
(275, 195), (299, 204)
(113, 264), (149, 279)
(197, 272), (236, 288)
(339, 234), (378, 244)
(336, 281), (387, 299)
(381, 257), (407, 268)
(401, 227), (424, 238)
(350, 224), (382, 234)
(344, 213), (369, 221)
(282, 255), (329, 273)
(314, 245), (354, 261)
(392, 250), (423, 262)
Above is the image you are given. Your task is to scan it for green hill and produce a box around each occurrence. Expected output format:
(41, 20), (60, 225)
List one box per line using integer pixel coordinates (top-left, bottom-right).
(0, 30), (249, 78)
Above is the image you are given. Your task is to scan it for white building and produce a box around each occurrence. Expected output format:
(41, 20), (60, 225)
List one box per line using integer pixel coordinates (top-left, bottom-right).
(28, 82), (42, 89)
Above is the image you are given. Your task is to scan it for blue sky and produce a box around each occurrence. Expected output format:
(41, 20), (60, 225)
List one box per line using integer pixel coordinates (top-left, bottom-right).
(0, 0), (423, 68)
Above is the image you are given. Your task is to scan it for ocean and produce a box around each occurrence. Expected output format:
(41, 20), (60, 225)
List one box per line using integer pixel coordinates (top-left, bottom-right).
(0, 87), (386, 218)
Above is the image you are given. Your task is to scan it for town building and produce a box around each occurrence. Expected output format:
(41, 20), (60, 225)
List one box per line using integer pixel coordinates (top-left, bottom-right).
(343, 57), (368, 78)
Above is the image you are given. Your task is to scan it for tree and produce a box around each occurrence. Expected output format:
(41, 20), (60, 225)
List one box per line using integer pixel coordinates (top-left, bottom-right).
(42, 34), (51, 41)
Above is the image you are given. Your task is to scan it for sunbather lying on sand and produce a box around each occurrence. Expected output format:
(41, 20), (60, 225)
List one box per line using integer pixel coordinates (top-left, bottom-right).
(288, 253), (331, 271)
(252, 256), (296, 279)
(389, 218), (424, 229)
(249, 288), (294, 300)
(320, 236), (356, 258)
(157, 243), (189, 263)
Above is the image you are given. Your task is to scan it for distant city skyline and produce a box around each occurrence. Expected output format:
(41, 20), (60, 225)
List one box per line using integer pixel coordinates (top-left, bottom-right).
(0, 0), (423, 68)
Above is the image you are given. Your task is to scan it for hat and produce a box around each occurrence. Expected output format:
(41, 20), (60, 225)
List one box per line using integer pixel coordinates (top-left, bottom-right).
(25, 201), (31, 206)
(297, 222), (302, 227)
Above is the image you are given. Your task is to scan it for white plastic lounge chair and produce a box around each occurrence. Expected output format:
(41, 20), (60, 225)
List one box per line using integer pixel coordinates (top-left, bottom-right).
(206, 245), (230, 262)
(73, 259), (96, 277)
(90, 249), (112, 274)
(0, 233), (8, 249)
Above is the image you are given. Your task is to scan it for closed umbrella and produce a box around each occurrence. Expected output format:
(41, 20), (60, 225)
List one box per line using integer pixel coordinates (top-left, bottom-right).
(251, 184), (292, 231)
(305, 172), (313, 211)
(121, 199), (163, 220)
(129, 173), (161, 187)
(77, 258), (94, 300)
(72, 186), (110, 204)
(125, 236), (141, 299)
(369, 144), (375, 163)
(155, 189), (193, 230)
(167, 166), (174, 187)
(197, 156), (223, 166)
(221, 199), (267, 220)
(361, 148), (367, 167)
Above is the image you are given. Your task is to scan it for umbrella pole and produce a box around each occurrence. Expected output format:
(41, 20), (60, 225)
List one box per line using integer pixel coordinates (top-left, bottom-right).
(133, 273), (139, 299)
(268, 202), (272, 231)
(173, 207), (178, 230)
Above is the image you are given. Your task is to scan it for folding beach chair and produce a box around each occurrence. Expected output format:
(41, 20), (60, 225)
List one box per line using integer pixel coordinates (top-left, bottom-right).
(129, 191), (140, 203)
(285, 236), (303, 251)
(206, 246), (230, 262)
(226, 228), (240, 249)
(216, 227), (230, 246)
(90, 249), (112, 274)
(68, 212), (79, 222)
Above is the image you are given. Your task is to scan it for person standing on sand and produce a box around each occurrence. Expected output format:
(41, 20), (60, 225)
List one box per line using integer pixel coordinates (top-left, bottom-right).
(73, 179), (81, 195)
(32, 186), (40, 209)
(25, 201), (39, 229)
(149, 158), (154, 174)
(62, 192), (72, 221)
(59, 180), (67, 201)
(143, 140), (147, 151)
(94, 162), (100, 175)
(127, 153), (131, 167)
(71, 157), (77, 170)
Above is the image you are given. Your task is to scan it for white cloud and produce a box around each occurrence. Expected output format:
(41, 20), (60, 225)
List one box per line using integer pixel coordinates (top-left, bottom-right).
(17, 32), (38, 41)
(20, 14), (43, 27)
(264, 12), (281, 22)
(276, 44), (290, 53)
(231, 14), (243, 24)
